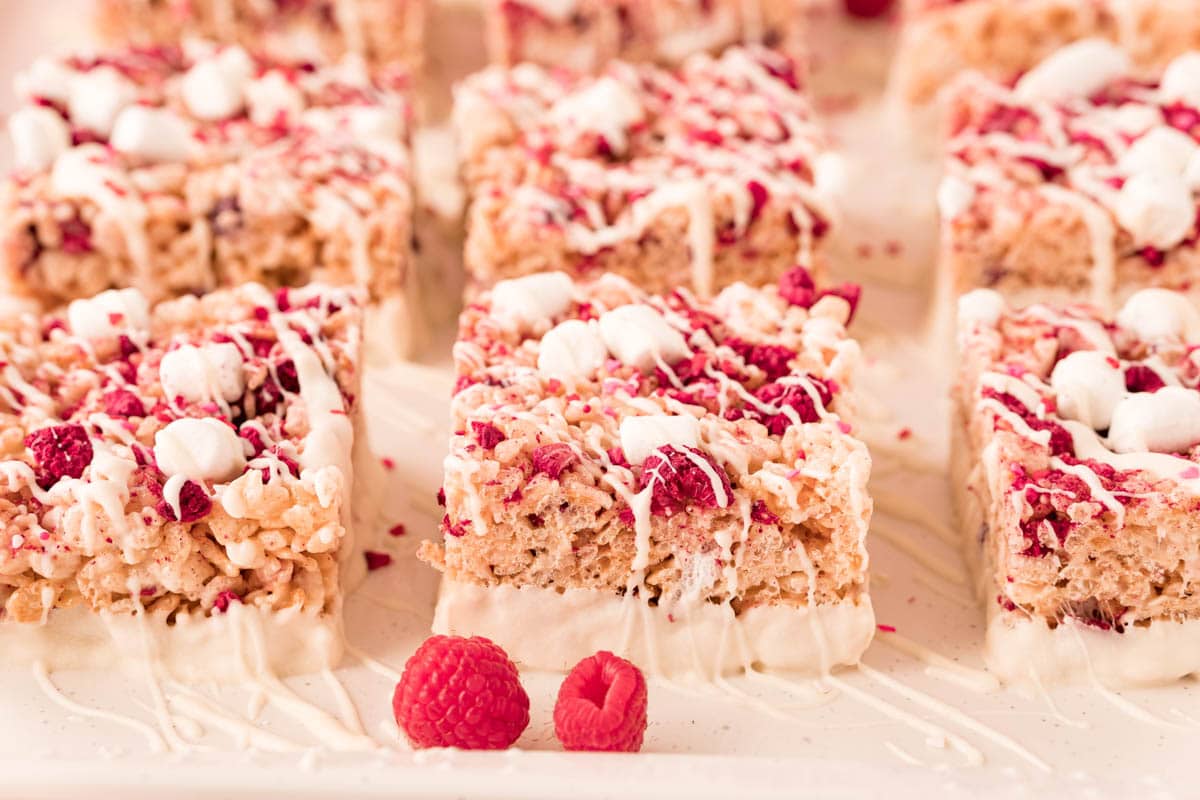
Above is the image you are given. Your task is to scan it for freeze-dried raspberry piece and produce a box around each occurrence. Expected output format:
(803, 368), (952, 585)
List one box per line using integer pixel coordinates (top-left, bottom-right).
(275, 359), (300, 393)
(639, 445), (733, 516)
(102, 389), (146, 418)
(1125, 365), (1166, 393)
(553, 651), (647, 752)
(213, 591), (241, 613)
(819, 283), (862, 324)
(26, 424), (93, 488)
(392, 635), (530, 750)
(532, 443), (578, 479)
(778, 266), (816, 308)
(751, 499), (780, 524)
(734, 378), (832, 435)
(471, 421), (506, 450)
(157, 480), (214, 523)
(726, 338), (795, 382)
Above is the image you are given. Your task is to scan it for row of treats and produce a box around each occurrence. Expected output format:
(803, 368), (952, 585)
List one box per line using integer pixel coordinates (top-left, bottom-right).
(1, 0), (1199, 690)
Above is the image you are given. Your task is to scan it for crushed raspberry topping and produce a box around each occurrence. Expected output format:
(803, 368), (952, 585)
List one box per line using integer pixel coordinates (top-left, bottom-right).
(729, 378), (832, 435)
(365, 550), (392, 570)
(553, 651), (648, 753)
(750, 499), (780, 525)
(532, 442), (579, 479)
(392, 635), (530, 750)
(26, 424), (94, 488)
(778, 266), (816, 308)
(1124, 365), (1166, 394)
(213, 591), (241, 613)
(982, 388), (1074, 457)
(640, 445), (732, 516)
(471, 421), (506, 450)
(157, 480), (213, 523)
(726, 338), (795, 382)
(102, 389), (146, 418)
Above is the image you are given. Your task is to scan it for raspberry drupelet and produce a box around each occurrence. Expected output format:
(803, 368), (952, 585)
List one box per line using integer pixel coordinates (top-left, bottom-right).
(0, 282), (363, 680)
(955, 287), (1200, 687)
(422, 266), (875, 677)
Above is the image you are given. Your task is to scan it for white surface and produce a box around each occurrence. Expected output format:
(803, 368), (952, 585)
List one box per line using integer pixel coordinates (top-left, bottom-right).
(2, 4), (1199, 799)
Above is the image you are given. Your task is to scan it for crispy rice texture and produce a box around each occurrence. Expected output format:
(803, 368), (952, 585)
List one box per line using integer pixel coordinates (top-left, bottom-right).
(485, 0), (805, 72)
(422, 270), (872, 617)
(0, 283), (361, 624)
(2, 43), (412, 310)
(94, 0), (426, 71)
(894, 0), (1200, 104)
(955, 295), (1200, 632)
(454, 46), (833, 299)
(939, 59), (1200, 306)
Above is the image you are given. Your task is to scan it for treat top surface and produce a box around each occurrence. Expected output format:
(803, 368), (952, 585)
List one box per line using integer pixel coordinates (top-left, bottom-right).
(959, 287), (1200, 530)
(454, 46), (833, 293)
(0, 282), (361, 621)
(8, 41), (411, 177)
(941, 42), (1200, 256)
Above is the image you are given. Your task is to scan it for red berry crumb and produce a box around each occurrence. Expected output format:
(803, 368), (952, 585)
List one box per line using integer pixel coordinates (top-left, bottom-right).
(532, 442), (579, 479)
(471, 421), (506, 450)
(554, 651), (648, 752)
(365, 550), (392, 570)
(777, 265), (816, 308)
(393, 635), (530, 750)
(843, 0), (893, 19)
(388, 523), (407, 537)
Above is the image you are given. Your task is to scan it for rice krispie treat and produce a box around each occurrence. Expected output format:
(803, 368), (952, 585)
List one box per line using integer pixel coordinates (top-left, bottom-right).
(954, 287), (1200, 686)
(892, 0), (1200, 105)
(3, 42), (413, 350)
(485, 0), (806, 72)
(95, 0), (425, 73)
(455, 46), (834, 300)
(422, 266), (873, 676)
(0, 282), (361, 678)
(939, 41), (1200, 311)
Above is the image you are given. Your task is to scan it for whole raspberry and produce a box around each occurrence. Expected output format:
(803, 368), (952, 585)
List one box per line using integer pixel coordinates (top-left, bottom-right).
(554, 651), (647, 752)
(26, 424), (93, 488)
(639, 445), (733, 516)
(393, 635), (530, 750)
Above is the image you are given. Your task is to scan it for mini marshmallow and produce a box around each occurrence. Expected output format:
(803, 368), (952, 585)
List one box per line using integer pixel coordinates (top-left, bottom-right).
(1113, 171), (1194, 250)
(68, 66), (137, 136)
(1107, 386), (1200, 454)
(937, 174), (976, 220)
(490, 272), (574, 330)
(550, 76), (644, 155)
(957, 289), (1006, 330)
(8, 106), (70, 172)
(599, 304), (690, 372)
(347, 105), (404, 143)
(1116, 288), (1200, 342)
(154, 418), (247, 482)
(513, 0), (576, 20)
(225, 538), (266, 569)
(159, 343), (246, 404)
(245, 71), (306, 127)
(181, 47), (253, 120)
(1119, 126), (1198, 177)
(15, 57), (76, 104)
(67, 288), (150, 340)
(1050, 350), (1126, 431)
(110, 106), (193, 163)
(537, 319), (608, 380)
(1015, 39), (1131, 104)
(619, 414), (701, 465)
(1160, 52), (1200, 107)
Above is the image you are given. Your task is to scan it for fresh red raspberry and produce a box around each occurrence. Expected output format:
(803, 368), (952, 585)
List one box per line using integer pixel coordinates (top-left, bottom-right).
(393, 635), (530, 750)
(554, 651), (648, 752)
(843, 0), (894, 18)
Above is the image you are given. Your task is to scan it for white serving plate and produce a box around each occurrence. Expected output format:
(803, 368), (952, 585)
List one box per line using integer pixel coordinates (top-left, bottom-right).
(1, 3), (1197, 798)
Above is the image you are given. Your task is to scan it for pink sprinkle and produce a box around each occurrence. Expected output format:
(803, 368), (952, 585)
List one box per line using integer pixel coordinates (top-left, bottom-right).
(381, 457), (396, 471)
(388, 523), (406, 537)
(837, 421), (853, 434)
(1182, 467), (1200, 480)
(877, 624), (896, 633)
(365, 550), (392, 571)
